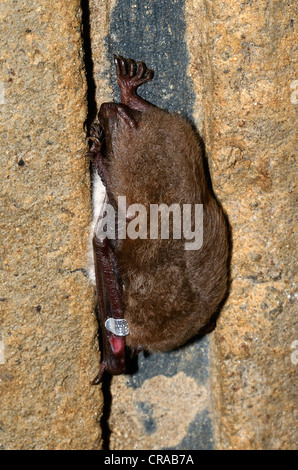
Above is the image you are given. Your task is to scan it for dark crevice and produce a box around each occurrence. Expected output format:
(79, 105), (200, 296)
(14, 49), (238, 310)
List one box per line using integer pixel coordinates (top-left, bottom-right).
(81, 0), (111, 451)
(95, 304), (113, 450)
(81, 0), (97, 133)
(99, 373), (113, 450)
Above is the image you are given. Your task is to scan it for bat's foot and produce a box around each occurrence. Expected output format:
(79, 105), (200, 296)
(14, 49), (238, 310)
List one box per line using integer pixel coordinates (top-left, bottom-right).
(92, 362), (107, 385)
(87, 124), (110, 188)
(114, 55), (154, 97)
(88, 123), (104, 157)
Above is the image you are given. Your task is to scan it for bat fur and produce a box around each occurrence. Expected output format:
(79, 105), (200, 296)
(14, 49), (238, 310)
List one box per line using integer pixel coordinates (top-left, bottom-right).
(88, 56), (229, 355)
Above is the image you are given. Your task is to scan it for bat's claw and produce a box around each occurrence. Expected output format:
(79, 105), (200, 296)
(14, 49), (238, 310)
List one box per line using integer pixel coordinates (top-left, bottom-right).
(92, 362), (107, 385)
(90, 122), (104, 141)
(113, 54), (154, 91)
(88, 123), (104, 156)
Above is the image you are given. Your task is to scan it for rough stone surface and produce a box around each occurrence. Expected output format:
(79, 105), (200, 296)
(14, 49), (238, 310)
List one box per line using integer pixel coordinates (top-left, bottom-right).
(0, 0), (101, 450)
(186, 0), (297, 450)
(108, 339), (214, 450)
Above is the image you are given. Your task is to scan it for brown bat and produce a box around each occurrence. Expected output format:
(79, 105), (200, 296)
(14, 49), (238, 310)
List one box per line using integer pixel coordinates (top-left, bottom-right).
(88, 55), (229, 384)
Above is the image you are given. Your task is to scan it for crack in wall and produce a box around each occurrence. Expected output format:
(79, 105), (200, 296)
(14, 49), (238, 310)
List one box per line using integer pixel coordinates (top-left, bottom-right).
(81, 0), (97, 133)
(80, 0), (112, 450)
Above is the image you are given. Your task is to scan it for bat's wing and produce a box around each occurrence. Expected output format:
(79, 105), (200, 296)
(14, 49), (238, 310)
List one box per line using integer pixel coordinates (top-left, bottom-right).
(92, 232), (129, 384)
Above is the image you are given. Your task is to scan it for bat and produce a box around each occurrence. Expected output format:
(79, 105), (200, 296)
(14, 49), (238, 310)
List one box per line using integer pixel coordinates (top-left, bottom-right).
(88, 55), (229, 383)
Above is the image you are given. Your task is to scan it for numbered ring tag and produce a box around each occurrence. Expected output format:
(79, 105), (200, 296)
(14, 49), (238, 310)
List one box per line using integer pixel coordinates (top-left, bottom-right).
(105, 318), (130, 337)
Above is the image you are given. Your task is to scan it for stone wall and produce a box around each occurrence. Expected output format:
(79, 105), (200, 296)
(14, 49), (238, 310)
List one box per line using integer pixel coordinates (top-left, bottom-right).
(0, 0), (101, 450)
(190, 0), (297, 449)
(0, 0), (296, 450)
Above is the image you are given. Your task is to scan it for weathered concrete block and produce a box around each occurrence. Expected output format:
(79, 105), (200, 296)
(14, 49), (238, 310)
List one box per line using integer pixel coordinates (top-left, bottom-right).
(187, 0), (297, 450)
(0, 0), (101, 450)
